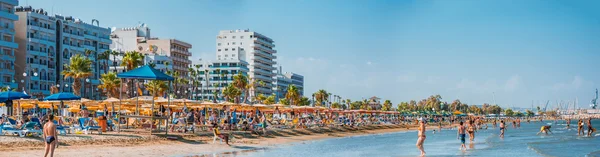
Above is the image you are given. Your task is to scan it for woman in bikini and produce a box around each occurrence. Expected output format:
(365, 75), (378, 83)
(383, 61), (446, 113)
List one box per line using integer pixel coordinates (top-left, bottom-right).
(587, 118), (595, 136)
(416, 118), (426, 156)
(467, 120), (475, 141)
(578, 119), (584, 136)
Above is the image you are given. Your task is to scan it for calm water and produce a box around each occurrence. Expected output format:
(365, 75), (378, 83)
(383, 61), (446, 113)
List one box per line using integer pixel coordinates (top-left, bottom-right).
(235, 120), (600, 157)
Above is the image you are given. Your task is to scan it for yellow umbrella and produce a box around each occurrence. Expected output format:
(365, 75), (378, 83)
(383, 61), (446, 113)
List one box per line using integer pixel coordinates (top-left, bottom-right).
(453, 111), (463, 115)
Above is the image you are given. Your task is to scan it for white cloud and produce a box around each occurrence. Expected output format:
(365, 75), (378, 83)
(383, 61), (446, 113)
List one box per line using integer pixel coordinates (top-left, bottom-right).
(366, 61), (372, 65)
(551, 76), (584, 91)
(504, 75), (521, 91)
(308, 57), (315, 61)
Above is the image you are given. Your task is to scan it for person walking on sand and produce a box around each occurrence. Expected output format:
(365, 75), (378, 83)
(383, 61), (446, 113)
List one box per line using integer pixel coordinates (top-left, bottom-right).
(457, 121), (467, 151)
(416, 118), (426, 156)
(43, 114), (58, 157)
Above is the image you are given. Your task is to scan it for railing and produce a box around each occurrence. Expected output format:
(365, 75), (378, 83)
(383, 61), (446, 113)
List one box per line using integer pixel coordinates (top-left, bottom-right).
(253, 57), (275, 65)
(255, 38), (275, 48)
(252, 44), (276, 54)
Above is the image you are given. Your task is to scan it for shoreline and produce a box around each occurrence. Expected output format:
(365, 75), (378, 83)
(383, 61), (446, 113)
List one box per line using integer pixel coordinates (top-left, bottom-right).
(0, 124), (424, 157)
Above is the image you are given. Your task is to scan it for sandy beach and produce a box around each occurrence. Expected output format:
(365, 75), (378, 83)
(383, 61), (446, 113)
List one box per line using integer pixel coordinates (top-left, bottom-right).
(0, 124), (420, 157)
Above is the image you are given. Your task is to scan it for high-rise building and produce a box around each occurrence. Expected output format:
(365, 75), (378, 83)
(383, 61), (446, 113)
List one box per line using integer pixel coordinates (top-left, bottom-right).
(14, 6), (111, 99)
(110, 24), (192, 76)
(196, 60), (249, 101)
(273, 66), (303, 101)
(0, 0), (19, 90)
(216, 29), (277, 98)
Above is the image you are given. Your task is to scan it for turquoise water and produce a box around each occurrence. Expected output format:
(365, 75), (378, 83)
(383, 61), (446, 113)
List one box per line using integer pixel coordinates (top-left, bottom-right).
(239, 120), (600, 157)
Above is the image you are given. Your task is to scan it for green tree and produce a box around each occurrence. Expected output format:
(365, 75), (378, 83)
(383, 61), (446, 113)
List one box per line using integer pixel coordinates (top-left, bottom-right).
(382, 100), (393, 111)
(525, 110), (535, 117)
(98, 72), (121, 98)
(298, 97), (310, 106)
(256, 94), (267, 104)
(146, 80), (168, 97)
(222, 84), (241, 103)
(285, 85), (300, 106)
(62, 54), (92, 96)
(331, 102), (341, 109)
(121, 51), (144, 97)
(264, 94), (276, 105)
(279, 98), (289, 105)
(232, 72), (248, 103)
(313, 89), (329, 106)
(505, 108), (514, 117)
(98, 50), (111, 74)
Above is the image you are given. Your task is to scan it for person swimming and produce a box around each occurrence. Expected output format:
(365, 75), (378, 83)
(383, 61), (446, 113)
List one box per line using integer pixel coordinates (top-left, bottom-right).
(457, 121), (467, 151)
(499, 120), (505, 138)
(537, 125), (552, 135)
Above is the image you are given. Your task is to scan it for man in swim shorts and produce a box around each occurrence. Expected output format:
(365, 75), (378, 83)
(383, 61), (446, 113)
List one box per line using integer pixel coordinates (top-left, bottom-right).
(457, 121), (466, 150)
(537, 125), (552, 135)
(499, 120), (505, 138)
(43, 114), (58, 157)
(587, 118), (595, 136)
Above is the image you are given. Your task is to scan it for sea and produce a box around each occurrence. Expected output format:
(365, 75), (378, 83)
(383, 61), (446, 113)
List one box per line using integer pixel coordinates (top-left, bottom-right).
(228, 120), (600, 157)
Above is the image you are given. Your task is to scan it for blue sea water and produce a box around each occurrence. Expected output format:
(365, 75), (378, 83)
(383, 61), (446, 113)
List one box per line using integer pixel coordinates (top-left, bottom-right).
(237, 120), (600, 157)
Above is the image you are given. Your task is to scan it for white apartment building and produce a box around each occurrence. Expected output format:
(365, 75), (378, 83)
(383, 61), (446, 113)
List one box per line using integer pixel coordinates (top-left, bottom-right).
(194, 60), (249, 101)
(109, 52), (172, 73)
(14, 6), (111, 99)
(216, 29), (277, 98)
(0, 0), (18, 91)
(110, 24), (192, 76)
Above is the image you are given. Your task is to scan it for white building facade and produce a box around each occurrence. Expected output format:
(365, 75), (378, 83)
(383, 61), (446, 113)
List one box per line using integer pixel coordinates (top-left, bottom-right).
(14, 6), (111, 99)
(216, 30), (277, 98)
(194, 60), (249, 101)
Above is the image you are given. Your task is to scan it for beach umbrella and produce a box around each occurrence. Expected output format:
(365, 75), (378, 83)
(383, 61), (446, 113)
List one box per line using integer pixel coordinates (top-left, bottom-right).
(44, 92), (81, 116)
(0, 91), (31, 101)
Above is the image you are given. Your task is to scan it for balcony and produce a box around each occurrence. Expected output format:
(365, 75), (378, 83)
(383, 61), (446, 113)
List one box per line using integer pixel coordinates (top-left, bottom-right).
(0, 40), (17, 49)
(84, 33), (98, 40)
(171, 48), (192, 56)
(252, 50), (276, 59)
(3, 0), (17, 6)
(252, 62), (276, 71)
(0, 10), (18, 21)
(0, 53), (14, 61)
(0, 68), (14, 74)
(0, 26), (15, 34)
(254, 38), (275, 48)
(28, 49), (47, 57)
(253, 74), (273, 82)
(253, 57), (276, 65)
(83, 44), (95, 50)
(251, 68), (274, 76)
(30, 24), (55, 34)
(252, 44), (276, 54)
(100, 37), (111, 44)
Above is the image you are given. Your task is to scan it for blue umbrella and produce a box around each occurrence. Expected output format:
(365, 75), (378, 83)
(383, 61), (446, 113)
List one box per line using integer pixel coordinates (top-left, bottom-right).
(0, 91), (31, 102)
(44, 93), (80, 116)
(44, 92), (81, 101)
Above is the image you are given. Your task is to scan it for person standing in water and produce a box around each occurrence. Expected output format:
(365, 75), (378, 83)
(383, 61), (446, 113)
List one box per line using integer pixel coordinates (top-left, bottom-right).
(416, 118), (426, 156)
(457, 121), (467, 151)
(43, 114), (58, 157)
(467, 120), (475, 142)
(499, 120), (505, 138)
(587, 118), (595, 136)
(578, 119), (584, 136)
(566, 118), (571, 129)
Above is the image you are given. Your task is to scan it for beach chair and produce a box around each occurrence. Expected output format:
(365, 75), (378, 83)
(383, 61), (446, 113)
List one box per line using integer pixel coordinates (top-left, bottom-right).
(78, 118), (102, 134)
(53, 120), (68, 135)
(3, 122), (43, 137)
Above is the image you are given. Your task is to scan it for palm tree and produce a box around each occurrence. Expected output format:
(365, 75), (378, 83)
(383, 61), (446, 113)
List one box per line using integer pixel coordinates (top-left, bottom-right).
(146, 80), (168, 97)
(121, 51), (144, 97)
(313, 89), (329, 106)
(110, 50), (121, 73)
(256, 94), (267, 104)
(232, 72), (248, 103)
(98, 50), (111, 74)
(285, 85), (300, 106)
(98, 72), (121, 98)
(62, 54), (92, 96)
(222, 84), (241, 103)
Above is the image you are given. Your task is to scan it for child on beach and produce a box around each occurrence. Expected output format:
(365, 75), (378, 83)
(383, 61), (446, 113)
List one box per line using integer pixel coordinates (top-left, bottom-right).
(457, 121), (466, 151)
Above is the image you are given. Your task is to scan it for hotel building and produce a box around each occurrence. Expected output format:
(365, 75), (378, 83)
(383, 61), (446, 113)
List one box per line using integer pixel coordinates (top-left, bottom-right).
(216, 29), (277, 98)
(14, 6), (112, 99)
(273, 66), (304, 101)
(0, 0), (18, 90)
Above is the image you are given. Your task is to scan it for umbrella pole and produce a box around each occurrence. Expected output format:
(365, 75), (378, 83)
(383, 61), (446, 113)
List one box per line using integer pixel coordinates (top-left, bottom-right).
(118, 78), (123, 133)
(151, 89), (155, 135)
(165, 81), (171, 135)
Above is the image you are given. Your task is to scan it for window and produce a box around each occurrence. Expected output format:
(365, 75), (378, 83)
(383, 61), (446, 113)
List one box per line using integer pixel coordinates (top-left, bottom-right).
(232, 36), (236, 39)
(224, 48), (228, 51)
(240, 36), (244, 39)
(217, 43), (221, 46)
(227, 43), (230, 45)
(232, 54), (236, 57)
(218, 49), (221, 52)
(232, 48), (236, 51)
(250, 35), (253, 38)
(240, 42), (243, 45)
(225, 55), (228, 57)
(232, 42), (236, 45)
(218, 55), (221, 58)
(240, 48), (244, 51)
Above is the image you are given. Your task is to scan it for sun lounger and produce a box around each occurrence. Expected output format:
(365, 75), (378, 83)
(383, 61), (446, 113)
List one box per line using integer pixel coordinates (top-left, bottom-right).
(78, 118), (102, 134)
(3, 122), (43, 137)
(52, 120), (68, 135)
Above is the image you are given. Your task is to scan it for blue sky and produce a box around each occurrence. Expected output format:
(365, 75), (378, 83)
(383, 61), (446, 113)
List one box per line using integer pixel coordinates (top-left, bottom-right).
(25, 0), (600, 108)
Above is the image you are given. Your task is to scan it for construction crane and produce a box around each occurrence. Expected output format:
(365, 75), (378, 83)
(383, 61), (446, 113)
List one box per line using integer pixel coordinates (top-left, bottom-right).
(591, 88), (598, 109)
(543, 100), (550, 112)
